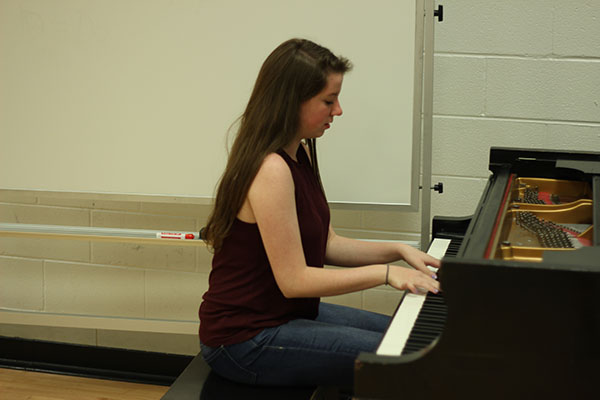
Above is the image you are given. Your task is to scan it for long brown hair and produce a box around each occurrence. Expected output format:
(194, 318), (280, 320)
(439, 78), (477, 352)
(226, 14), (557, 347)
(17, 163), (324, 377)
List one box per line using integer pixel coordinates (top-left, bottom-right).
(204, 38), (352, 251)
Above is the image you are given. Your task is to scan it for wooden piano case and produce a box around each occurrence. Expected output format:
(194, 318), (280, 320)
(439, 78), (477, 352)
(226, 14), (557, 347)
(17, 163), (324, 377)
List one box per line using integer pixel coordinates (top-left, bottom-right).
(355, 147), (600, 399)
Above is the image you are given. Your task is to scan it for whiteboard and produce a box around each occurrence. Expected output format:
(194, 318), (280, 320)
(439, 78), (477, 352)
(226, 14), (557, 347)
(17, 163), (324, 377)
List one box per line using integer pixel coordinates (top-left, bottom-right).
(0, 0), (423, 208)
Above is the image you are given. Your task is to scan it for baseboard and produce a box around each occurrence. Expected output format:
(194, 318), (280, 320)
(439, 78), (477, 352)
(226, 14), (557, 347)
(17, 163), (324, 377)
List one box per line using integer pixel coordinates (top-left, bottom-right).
(0, 336), (193, 386)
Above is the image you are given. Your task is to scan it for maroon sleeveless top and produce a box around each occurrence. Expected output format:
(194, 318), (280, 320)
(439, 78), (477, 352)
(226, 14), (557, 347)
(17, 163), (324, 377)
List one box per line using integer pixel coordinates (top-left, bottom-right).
(199, 145), (330, 346)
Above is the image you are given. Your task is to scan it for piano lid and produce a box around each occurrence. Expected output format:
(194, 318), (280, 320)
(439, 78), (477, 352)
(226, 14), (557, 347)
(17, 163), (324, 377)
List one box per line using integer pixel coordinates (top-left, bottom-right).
(489, 146), (600, 180)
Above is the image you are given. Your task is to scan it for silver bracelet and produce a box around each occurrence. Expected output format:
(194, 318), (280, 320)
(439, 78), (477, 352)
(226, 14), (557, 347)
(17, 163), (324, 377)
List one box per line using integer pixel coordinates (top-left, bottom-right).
(385, 264), (390, 285)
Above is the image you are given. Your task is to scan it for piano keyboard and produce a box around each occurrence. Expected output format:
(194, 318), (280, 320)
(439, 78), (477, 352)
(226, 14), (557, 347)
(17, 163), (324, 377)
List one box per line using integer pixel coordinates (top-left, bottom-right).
(376, 238), (455, 356)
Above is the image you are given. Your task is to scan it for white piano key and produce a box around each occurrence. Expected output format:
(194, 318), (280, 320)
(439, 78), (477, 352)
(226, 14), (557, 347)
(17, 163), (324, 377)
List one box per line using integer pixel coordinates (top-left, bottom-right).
(427, 238), (452, 260)
(376, 238), (451, 356)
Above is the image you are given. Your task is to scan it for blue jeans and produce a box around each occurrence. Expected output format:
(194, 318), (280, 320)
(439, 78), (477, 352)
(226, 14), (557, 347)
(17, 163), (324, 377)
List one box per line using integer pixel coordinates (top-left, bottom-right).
(200, 302), (390, 388)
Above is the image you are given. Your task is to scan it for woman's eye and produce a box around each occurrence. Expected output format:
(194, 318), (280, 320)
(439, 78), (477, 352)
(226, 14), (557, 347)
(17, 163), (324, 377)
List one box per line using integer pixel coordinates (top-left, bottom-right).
(325, 101), (334, 105)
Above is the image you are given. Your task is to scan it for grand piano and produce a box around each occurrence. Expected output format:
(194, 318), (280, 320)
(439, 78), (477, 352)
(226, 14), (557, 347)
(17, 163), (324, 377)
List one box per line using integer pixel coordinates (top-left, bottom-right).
(355, 147), (600, 399)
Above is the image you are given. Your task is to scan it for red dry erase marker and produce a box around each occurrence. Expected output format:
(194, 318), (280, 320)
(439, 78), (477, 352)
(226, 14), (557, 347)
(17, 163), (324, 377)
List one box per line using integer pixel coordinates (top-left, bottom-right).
(157, 232), (200, 240)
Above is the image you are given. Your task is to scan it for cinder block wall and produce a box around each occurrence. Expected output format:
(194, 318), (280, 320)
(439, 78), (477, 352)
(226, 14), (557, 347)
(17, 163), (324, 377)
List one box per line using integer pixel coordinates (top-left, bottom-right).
(2, 0), (599, 355)
(0, 191), (408, 355)
(430, 0), (600, 224)
(0, 191), (214, 354)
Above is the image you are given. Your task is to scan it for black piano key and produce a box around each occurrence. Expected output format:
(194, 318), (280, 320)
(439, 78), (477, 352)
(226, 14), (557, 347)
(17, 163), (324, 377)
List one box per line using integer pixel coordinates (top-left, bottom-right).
(443, 236), (463, 258)
(409, 330), (441, 340)
(415, 316), (444, 324)
(418, 305), (446, 313)
(409, 329), (444, 338)
(410, 321), (444, 331)
(414, 329), (442, 337)
(405, 339), (435, 348)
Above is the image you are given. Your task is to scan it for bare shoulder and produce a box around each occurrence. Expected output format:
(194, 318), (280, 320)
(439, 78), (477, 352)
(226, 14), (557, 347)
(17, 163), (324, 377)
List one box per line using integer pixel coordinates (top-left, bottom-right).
(262, 152), (288, 168)
(248, 152), (295, 212)
(253, 152), (293, 186)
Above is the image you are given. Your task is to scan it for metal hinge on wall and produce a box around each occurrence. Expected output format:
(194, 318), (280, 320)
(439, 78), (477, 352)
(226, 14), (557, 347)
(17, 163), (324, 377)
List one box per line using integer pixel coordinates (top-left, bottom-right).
(435, 4), (444, 22)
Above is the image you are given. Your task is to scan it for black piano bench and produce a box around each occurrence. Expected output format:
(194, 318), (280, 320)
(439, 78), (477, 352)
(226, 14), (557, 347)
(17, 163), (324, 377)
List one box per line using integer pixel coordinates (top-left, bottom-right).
(161, 352), (341, 400)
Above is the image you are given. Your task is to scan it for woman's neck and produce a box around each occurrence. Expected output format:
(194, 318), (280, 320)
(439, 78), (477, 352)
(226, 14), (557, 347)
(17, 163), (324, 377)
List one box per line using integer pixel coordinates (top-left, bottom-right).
(281, 139), (302, 161)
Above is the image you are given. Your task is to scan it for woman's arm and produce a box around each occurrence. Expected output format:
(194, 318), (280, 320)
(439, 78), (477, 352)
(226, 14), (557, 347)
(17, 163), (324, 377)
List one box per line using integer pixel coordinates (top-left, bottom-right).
(247, 153), (439, 298)
(325, 227), (441, 277)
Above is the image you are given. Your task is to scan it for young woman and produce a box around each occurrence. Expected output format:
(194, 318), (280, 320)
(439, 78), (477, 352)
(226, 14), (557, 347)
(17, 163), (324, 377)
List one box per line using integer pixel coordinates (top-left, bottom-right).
(199, 38), (440, 389)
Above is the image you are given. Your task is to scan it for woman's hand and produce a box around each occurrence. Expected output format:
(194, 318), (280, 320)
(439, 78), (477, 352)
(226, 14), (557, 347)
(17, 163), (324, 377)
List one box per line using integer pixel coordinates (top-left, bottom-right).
(387, 265), (440, 294)
(397, 244), (441, 278)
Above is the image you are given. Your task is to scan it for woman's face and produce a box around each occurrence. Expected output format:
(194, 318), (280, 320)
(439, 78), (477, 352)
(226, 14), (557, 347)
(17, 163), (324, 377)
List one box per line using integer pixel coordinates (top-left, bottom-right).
(297, 73), (344, 140)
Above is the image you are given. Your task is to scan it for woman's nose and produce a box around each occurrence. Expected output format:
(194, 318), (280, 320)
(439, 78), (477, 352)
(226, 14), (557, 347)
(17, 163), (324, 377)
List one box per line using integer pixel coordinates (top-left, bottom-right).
(332, 101), (343, 116)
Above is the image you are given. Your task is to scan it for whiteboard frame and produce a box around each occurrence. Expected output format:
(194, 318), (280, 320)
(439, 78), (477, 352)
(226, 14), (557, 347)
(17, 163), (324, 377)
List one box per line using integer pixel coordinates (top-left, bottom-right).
(328, 0), (426, 212)
(420, 0), (436, 249)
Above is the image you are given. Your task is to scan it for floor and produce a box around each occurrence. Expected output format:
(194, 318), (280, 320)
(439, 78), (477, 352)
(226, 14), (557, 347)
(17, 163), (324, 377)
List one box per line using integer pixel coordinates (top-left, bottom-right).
(0, 368), (168, 400)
